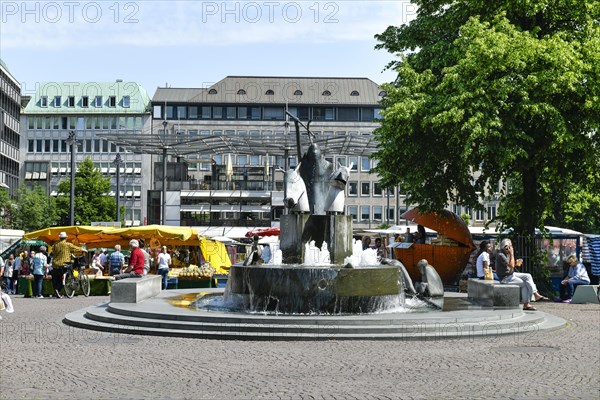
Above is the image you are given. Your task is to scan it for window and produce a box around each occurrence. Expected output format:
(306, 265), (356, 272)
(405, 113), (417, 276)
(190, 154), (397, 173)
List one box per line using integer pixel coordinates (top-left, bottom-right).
(361, 206), (370, 221)
(373, 182), (383, 196)
(177, 106), (186, 119)
(68, 96), (75, 107)
(360, 108), (374, 121)
(348, 182), (358, 196)
(293, 90), (302, 96)
(338, 107), (359, 121)
(40, 96), (48, 107)
(374, 108), (384, 120)
(361, 156), (370, 172)
(109, 96), (116, 107)
(208, 88), (217, 94)
(188, 106), (198, 119)
(82, 96), (89, 107)
(350, 90), (359, 96)
(237, 89), (246, 95)
(487, 205), (497, 220)
(378, 90), (387, 96)
(361, 182), (370, 196)
(53, 96), (61, 107)
(95, 96), (102, 107)
(123, 96), (130, 107)
(312, 107), (334, 121)
(347, 205), (358, 222)
(387, 207), (395, 221)
(373, 206), (383, 221)
(263, 107), (284, 120)
(322, 90), (331, 96)
(226, 107), (236, 119)
(475, 209), (484, 221)
(336, 156), (346, 166)
(153, 105), (162, 118)
(348, 156), (358, 171)
(265, 89), (274, 95)
(453, 205), (462, 215)
(166, 106), (174, 119)
(201, 106), (211, 119)
(213, 106), (223, 119)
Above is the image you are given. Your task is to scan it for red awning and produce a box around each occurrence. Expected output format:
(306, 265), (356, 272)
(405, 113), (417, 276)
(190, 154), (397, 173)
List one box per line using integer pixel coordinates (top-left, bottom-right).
(401, 208), (474, 249)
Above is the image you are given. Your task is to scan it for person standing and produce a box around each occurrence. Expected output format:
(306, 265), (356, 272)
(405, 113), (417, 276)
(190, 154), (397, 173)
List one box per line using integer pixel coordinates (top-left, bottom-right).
(114, 240), (144, 280)
(496, 238), (548, 310)
(108, 245), (125, 276)
(31, 246), (49, 298)
(50, 232), (87, 298)
(157, 246), (172, 290)
(558, 255), (590, 303)
(1, 255), (15, 294)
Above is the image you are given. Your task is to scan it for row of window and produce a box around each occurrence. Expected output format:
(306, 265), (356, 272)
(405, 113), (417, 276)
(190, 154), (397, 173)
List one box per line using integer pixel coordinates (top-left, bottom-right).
(154, 104), (383, 122)
(27, 138), (127, 154)
(1, 88), (20, 120)
(453, 205), (498, 221)
(24, 161), (142, 175)
(39, 95), (131, 108)
(208, 88), (381, 97)
(27, 116), (144, 130)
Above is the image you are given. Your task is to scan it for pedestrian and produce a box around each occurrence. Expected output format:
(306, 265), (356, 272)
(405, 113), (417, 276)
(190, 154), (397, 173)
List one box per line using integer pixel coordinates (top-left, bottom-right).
(114, 240), (145, 280)
(496, 238), (549, 310)
(31, 246), (49, 298)
(1, 254), (15, 294)
(108, 245), (125, 276)
(50, 232), (87, 299)
(156, 246), (172, 289)
(475, 240), (498, 280)
(557, 255), (590, 303)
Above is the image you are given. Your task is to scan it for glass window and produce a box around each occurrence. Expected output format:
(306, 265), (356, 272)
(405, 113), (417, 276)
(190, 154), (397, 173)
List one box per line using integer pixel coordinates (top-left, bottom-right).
(177, 106), (186, 119)
(95, 96), (102, 107)
(348, 182), (358, 196)
(226, 107), (236, 119)
(53, 140), (59, 152)
(40, 96), (48, 107)
(110, 117), (117, 129)
(361, 182), (370, 196)
(373, 206), (383, 221)
(188, 106), (198, 119)
(36, 140), (42, 152)
(28, 118), (35, 129)
(238, 107), (248, 119)
(336, 156), (346, 167)
(201, 106), (211, 119)
(166, 106), (174, 119)
(263, 107), (284, 120)
(348, 156), (358, 171)
(213, 106), (223, 119)
(360, 108), (374, 121)
(361, 206), (370, 221)
(475, 209), (484, 221)
(374, 108), (384, 120)
(68, 96), (75, 107)
(361, 157), (370, 172)
(387, 207), (395, 221)
(251, 107), (261, 120)
(373, 182), (383, 196)
(453, 205), (462, 215)
(82, 96), (89, 108)
(54, 96), (61, 107)
(313, 107), (334, 121)
(338, 107), (359, 121)
(153, 105), (162, 118)
(123, 96), (130, 108)
(109, 96), (116, 107)
(487, 205), (497, 220)
(237, 155), (247, 165)
(28, 140), (34, 152)
(347, 205), (358, 222)
(52, 118), (59, 129)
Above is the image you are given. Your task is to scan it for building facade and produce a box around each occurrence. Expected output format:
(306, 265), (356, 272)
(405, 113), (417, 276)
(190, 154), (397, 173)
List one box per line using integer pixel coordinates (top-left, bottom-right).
(0, 59), (21, 196)
(20, 81), (152, 226)
(142, 76), (402, 231)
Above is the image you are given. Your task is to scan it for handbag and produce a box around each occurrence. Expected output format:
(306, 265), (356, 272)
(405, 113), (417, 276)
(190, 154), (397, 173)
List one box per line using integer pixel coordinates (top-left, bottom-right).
(484, 266), (494, 280)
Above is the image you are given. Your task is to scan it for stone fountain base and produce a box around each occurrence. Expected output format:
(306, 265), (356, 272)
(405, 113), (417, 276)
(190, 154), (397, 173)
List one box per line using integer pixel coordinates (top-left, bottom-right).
(226, 264), (402, 314)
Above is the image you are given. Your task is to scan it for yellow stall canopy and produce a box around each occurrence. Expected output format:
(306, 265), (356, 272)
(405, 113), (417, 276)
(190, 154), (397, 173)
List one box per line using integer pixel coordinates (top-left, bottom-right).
(23, 225), (232, 272)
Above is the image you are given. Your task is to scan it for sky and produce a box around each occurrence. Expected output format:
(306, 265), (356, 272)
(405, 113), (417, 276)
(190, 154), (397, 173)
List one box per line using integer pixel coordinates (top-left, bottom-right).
(0, 0), (416, 96)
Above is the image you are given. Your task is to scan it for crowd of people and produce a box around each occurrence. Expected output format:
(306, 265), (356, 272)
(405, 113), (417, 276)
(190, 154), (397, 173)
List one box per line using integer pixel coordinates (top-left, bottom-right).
(0, 231), (178, 299)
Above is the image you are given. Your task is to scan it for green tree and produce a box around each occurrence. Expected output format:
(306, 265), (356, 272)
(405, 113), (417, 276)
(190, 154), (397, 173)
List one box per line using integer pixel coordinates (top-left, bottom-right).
(12, 184), (59, 231)
(0, 188), (15, 228)
(373, 0), (600, 236)
(56, 157), (117, 225)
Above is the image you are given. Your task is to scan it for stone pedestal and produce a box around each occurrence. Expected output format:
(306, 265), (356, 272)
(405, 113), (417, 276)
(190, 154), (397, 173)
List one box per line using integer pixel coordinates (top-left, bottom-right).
(280, 214), (352, 265)
(110, 275), (161, 303)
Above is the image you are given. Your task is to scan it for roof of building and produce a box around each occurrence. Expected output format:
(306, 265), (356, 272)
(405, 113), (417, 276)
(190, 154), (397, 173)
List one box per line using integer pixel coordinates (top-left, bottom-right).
(0, 58), (20, 87)
(153, 76), (384, 105)
(23, 81), (151, 114)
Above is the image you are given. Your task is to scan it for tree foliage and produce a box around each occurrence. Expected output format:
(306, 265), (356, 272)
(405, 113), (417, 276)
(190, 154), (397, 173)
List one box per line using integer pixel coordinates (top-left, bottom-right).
(56, 157), (116, 225)
(12, 185), (59, 232)
(0, 188), (15, 228)
(373, 0), (600, 235)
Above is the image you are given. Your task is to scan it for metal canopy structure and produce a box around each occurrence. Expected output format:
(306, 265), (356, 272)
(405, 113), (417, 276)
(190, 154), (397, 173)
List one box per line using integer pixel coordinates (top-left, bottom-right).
(96, 129), (379, 159)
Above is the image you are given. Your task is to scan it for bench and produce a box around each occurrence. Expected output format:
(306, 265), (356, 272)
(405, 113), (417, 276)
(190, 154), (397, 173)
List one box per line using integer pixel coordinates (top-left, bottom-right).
(467, 279), (521, 308)
(571, 285), (600, 304)
(110, 275), (161, 303)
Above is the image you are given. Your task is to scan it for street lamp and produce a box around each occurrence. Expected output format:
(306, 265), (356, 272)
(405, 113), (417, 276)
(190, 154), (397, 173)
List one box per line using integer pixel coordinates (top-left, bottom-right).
(65, 131), (76, 226)
(161, 120), (168, 225)
(113, 153), (123, 223)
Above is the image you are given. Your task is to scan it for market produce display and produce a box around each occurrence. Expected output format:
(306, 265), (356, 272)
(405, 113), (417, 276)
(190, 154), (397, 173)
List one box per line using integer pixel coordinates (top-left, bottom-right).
(178, 263), (215, 279)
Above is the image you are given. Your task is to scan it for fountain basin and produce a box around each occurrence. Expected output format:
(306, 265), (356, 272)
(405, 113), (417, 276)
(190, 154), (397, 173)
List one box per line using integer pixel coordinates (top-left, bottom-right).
(225, 264), (403, 314)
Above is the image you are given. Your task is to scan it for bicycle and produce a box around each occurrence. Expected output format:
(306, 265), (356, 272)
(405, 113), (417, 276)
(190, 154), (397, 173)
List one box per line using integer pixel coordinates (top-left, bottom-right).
(62, 256), (90, 298)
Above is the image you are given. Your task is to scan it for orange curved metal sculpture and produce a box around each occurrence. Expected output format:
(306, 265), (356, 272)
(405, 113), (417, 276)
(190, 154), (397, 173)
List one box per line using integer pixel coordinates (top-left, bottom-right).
(394, 208), (475, 285)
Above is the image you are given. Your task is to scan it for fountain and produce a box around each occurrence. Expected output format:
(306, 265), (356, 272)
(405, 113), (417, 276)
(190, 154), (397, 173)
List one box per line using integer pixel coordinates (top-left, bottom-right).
(213, 133), (438, 314)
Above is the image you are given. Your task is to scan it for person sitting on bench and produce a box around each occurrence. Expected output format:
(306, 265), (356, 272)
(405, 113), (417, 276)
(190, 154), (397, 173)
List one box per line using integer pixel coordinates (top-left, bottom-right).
(558, 255), (590, 303)
(114, 240), (145, 280)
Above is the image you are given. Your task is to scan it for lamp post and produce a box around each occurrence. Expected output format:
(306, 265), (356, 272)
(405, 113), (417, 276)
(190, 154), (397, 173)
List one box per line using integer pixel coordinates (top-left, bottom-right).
(162, 120), (168, 225)
(113, 153), (123, 223)
(65, 131), (76, 226)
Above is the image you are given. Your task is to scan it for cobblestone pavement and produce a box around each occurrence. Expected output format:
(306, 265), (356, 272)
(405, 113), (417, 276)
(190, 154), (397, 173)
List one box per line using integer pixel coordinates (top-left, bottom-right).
(0, 294), (598, 400)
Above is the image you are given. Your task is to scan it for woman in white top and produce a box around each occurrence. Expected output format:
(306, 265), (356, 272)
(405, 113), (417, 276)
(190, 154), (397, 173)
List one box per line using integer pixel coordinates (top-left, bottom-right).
(157, 246), (172, 290)
(475, 240), (497, 280)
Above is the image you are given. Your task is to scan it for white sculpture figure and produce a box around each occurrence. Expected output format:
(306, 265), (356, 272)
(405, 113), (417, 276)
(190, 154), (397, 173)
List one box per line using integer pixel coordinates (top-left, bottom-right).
(304, 240), (321, 265)
(325, 162), (353, 213)
(319, 242), (331, 265)
(282, 163), (310, 213)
